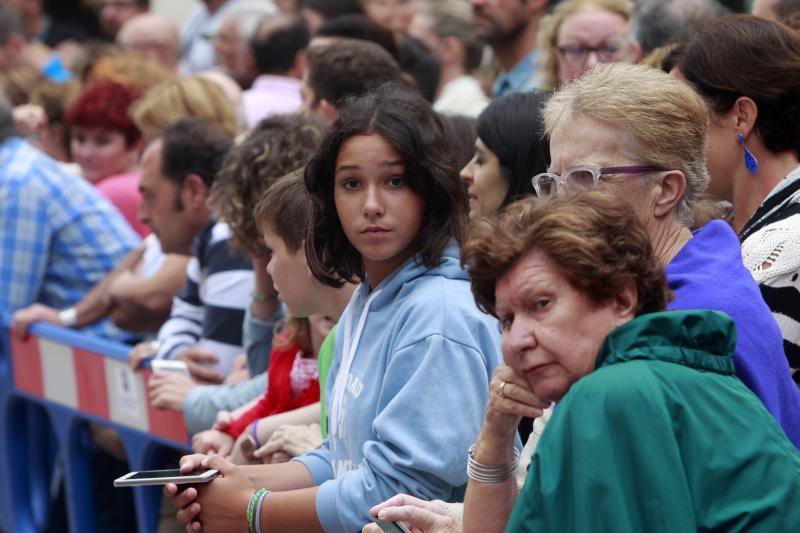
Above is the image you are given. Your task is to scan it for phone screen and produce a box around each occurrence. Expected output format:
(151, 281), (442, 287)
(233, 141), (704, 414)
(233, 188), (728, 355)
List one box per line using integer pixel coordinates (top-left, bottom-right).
(128, 469), (202, 480)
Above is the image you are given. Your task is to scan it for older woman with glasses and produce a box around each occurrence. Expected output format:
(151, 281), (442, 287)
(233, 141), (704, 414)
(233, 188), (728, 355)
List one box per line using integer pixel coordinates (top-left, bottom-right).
(530, 64), (800, 449)
(364, 62), (800, 533)
(365, 192), (800, 533)
(536, 0), (633, 91)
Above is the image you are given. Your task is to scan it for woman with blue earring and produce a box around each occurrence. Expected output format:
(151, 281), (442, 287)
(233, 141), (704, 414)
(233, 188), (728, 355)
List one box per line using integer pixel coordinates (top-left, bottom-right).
(676, 14), (800, 388)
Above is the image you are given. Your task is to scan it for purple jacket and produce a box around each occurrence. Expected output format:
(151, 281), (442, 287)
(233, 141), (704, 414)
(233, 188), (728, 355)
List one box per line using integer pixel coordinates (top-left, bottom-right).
(666, 220), (800, 448)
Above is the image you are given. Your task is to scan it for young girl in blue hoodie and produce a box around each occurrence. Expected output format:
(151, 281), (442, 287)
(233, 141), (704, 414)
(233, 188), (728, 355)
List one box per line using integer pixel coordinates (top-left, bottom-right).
(167, 82), (504, 532)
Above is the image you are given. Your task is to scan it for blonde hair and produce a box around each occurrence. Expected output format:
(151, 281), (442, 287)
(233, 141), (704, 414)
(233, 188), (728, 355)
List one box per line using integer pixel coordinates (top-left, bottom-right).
(130, 75), (239, 139)
(537, 0), (633, 91)
(543, 62), (710, 226)
(86, 50), (172, 95)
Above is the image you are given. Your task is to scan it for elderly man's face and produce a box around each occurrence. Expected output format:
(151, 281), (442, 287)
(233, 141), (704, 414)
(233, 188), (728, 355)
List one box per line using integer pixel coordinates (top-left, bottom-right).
(496, 249), (631, 403)
(548, 114), (654, 222)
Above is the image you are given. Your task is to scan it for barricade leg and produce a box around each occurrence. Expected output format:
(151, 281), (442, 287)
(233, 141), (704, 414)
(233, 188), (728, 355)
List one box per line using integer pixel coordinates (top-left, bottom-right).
(47, 406), (95, 533)
(2, 398), (58, 533)
(118, 430), (164, 533)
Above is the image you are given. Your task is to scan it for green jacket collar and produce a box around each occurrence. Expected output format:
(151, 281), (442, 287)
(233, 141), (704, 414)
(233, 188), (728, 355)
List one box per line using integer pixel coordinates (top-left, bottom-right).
(596, 310), (737, 375)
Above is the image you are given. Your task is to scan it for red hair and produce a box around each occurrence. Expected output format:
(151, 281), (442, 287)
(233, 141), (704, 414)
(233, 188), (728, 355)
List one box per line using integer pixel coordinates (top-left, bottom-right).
(65, 80), (142, 147)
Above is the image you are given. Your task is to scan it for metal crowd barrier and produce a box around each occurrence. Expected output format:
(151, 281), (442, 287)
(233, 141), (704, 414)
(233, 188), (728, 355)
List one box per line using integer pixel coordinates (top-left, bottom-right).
(0, 315), (190, 533)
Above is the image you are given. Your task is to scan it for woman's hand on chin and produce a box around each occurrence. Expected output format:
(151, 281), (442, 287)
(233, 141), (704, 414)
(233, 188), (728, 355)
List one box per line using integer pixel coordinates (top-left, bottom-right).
(482, 365), (548, 442)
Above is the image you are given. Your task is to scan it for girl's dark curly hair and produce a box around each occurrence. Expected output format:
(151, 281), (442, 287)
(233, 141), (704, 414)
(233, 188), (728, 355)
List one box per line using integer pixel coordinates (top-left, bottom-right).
(304, 81), (467, 287)
(210, 113), (326, 256)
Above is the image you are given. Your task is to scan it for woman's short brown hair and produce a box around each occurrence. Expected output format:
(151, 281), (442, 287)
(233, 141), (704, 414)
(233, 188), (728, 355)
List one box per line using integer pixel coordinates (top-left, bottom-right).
(305, 81), (467, 287)
(211, 113), (325, 256)
(462, 191), (670, 318)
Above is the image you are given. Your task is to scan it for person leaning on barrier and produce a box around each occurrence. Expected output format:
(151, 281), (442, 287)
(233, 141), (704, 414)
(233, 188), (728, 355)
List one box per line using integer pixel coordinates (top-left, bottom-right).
(365, 191), (800, 533)
(0, 86), (139, 341)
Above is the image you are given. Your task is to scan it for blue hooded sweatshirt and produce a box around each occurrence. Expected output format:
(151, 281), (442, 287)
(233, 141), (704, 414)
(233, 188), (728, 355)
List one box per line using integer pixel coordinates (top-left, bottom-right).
(666, 220), (800, 447)
(294, 242), (503, 532)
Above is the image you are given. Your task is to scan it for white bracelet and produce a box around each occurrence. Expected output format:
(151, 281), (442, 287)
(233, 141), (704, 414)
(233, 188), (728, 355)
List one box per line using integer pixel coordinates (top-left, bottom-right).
(58, 307), (78, 328)
(254, 489), (269, 533)
(466, 443), (519, 483)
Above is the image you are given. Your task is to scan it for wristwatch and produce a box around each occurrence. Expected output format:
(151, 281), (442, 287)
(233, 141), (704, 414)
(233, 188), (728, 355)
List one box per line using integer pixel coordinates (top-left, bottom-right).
(58, 307), (78, 328)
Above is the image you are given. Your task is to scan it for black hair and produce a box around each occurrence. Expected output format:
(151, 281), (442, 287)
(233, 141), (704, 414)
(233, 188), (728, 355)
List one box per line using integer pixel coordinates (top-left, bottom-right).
(251, 14), (311, 75)
(160, 117), (232, 189)
(476, 91), (551, 207)
(305, 81), (466, 287)
(679, 14), (800, 158)
(305, 38), (402, 107)
(397, 35), (441, 103)
(315, 14), (400, 59)
(301, 0), (364, 19)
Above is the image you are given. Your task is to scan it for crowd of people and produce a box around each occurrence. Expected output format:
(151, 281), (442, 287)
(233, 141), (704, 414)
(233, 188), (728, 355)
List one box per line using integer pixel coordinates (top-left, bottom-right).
(1, 0), (800, 531)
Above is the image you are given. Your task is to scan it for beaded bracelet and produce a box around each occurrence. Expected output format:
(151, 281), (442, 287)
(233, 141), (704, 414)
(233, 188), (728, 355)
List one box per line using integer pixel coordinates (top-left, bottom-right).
(247, 488), (268, 533)
(466, 443), (520, 483)
(254, 488), (270, 533)
(252, 420), (261, 449)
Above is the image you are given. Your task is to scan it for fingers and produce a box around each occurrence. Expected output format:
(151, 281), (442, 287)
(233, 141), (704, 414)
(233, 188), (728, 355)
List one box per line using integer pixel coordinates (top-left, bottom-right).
(171, 486), (198, 511)
(253, 439), (281, 459)
(376, 505), (439, 530)
(370, 494), (421, 515)
(176, 501), (202, 525)
(184, 360), (225, 384)
(179, 454), (209, 473)
(200, 453), (236, 474)
(178, 348), (220, 365)
(362, 524), (383, 533)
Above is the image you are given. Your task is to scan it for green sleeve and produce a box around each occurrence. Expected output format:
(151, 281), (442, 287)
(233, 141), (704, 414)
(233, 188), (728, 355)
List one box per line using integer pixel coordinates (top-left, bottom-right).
(506, 363), (696, 533)
(317, 325), (336, 438)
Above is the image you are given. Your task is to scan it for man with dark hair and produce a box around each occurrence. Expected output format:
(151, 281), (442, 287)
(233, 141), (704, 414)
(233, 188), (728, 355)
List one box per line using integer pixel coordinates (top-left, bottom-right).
(409, 6), (489, 117)
(630, 0), (727, 59)
(129, 118), (253, 384)
(301, 0), (363, 32)
(302, 38), (403, 119)
(242, 13), (309, 127)
(0, 88), (139, 341)
(470, 0), (549, 97)
(753, 0), (800, 20)
(99, 0), (150, 38)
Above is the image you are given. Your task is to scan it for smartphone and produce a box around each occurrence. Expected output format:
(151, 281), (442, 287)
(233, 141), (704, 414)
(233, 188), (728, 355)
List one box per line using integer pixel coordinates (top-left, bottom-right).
(113, 468), (219, 487)
(373, 519), (411, 533)
(150, 359), (190, 376)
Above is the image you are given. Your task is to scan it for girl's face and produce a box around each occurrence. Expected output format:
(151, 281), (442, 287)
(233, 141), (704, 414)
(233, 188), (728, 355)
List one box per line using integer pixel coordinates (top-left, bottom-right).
(460, 137), (508, 218)
(70, 126), (136, 184)
(334, 133), (426, 286)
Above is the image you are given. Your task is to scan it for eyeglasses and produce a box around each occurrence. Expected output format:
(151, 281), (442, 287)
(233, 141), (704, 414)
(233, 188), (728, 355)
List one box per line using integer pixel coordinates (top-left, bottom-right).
(531, 165), (665, 197)
(557, 42), (624, 65)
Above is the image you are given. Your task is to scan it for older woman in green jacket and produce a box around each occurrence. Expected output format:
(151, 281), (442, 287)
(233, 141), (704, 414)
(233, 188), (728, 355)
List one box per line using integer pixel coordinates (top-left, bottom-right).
(364, 191), (800, 533)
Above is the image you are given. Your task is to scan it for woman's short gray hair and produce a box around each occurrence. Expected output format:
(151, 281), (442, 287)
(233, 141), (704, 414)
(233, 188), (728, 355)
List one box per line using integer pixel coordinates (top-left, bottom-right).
(543, 62), (710, 226)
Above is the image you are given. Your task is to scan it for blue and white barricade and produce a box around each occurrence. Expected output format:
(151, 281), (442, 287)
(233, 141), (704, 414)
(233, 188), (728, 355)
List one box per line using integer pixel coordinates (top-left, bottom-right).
(0, 316), (190, 532)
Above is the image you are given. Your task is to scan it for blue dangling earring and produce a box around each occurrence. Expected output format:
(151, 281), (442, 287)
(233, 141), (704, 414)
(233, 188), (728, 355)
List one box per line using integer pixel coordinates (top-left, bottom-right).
(738, 133), (759, 174)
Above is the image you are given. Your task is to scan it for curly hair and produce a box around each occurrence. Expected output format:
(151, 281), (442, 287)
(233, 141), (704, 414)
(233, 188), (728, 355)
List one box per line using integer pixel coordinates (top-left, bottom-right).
(210, 113), (326, 256)
(304, 81), (467, 287)
(462, 190), (671, 319)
